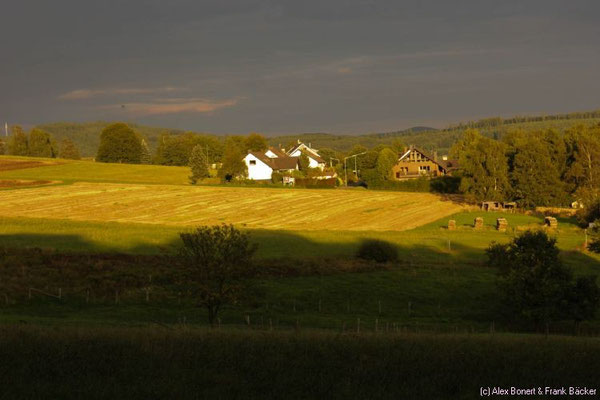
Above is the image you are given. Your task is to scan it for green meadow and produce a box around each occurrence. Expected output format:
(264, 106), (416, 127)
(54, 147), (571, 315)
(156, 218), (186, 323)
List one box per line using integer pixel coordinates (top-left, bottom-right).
(1, 210), (598, 333)
(0, 156), (191, 185)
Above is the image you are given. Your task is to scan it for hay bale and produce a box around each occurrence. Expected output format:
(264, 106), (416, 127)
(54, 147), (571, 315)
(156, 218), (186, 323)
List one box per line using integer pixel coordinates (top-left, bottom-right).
(496, 218), (508, 232)
(474, 217), (484, 229)
(448, 220), (456, 230)
(544, 216), (558, 229)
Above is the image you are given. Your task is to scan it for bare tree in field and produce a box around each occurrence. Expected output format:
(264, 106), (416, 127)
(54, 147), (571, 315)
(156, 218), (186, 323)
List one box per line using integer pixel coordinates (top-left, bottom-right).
(177, 224), (258, 325)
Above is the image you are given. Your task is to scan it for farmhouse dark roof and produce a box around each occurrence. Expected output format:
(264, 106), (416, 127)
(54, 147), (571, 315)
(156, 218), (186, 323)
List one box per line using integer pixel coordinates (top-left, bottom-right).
(268, 146), (288, 158)
(300, 149), (325, 164)
(270, 156), (299, 170)
(248, 151), (299, 170)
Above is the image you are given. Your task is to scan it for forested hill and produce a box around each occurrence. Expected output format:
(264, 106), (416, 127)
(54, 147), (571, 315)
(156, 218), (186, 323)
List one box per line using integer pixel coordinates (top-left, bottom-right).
(35, 110), (600, 157)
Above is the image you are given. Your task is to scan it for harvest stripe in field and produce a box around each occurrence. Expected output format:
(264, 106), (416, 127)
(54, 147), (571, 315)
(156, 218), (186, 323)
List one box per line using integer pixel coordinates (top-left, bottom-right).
(1, 183), (465, 231)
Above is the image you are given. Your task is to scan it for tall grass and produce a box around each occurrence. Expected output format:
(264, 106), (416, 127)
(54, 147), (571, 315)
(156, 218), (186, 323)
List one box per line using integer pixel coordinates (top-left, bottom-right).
(0, 326), (598, 400)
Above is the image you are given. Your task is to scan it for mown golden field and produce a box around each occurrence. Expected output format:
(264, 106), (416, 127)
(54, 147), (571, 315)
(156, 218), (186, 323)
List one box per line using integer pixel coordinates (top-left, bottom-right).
(0, 181), (464, 231)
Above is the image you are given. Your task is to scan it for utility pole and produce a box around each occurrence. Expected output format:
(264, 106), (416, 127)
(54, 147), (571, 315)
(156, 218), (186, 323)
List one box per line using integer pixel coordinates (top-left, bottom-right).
(343, 152), (367, 187)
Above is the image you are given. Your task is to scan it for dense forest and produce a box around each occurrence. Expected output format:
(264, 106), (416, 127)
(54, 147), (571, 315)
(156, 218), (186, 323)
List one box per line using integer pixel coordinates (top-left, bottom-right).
(31, 110), (600, 158)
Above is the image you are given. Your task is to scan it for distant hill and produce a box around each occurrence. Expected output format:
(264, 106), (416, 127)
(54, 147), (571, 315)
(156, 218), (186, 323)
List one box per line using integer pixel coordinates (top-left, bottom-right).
(34, 110), (600, 157)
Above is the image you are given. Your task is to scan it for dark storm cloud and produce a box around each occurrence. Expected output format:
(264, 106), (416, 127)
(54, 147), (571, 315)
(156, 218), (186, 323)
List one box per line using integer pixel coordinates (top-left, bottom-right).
(1, 0), (599, 133)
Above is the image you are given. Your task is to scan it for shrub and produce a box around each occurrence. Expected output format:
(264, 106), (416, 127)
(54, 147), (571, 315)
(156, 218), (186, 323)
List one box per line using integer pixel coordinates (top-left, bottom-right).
(356, 239), (398, 263)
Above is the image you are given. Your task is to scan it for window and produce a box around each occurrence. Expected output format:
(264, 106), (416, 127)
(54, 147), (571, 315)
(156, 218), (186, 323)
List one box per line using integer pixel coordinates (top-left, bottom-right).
(249, 160), (256, 165)
(396, 172), (400, 178)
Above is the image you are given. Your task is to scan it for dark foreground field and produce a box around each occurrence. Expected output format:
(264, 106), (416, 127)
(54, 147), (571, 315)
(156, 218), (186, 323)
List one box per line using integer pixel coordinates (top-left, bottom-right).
(0, 326), (598, 400)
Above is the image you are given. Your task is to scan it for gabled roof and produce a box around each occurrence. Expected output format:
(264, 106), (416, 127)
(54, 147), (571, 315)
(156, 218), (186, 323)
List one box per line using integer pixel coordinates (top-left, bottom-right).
(247, 151), (299, 171)
(398, 146), (458, 172)
(270, 156), (299, 170)
(300, 149), (325, 164)
(267, 146), (288, 158)
(287, 142), (323, 160)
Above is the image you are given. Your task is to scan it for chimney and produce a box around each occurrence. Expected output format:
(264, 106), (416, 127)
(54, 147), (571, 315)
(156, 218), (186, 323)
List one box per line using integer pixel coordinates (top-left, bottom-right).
(309, 142), (311, 148)
(433, 151), (438, 162)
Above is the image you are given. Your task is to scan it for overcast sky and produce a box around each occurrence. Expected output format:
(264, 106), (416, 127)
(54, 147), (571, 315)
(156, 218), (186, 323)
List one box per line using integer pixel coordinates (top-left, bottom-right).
(2, 0), (599, 135)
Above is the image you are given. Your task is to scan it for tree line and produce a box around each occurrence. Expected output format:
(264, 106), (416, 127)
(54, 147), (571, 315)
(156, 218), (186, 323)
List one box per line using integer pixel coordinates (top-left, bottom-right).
(1, 126), (80, 160)
(450, 124), (600, 208)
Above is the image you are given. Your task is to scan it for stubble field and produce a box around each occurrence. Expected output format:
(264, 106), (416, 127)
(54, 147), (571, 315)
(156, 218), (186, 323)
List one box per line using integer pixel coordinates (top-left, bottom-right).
(0, 181), (464, 231)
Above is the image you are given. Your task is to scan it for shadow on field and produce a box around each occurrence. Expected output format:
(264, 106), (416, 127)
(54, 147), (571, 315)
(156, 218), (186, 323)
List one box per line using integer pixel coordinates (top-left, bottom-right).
(0, 233), (95, 252)
(1, 229), (599, 271)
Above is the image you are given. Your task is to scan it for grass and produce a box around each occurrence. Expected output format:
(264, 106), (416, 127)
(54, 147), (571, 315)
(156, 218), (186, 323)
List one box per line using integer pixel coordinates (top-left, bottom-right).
(1, 210), (598, 332)
(0, 155), (191, 185)
(0, 326), (599, 400)
(0, 211), (593, 261)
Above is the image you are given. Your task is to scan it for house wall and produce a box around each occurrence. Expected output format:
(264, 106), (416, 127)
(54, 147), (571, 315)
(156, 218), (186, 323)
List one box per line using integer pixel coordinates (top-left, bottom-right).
(391, 160), (444, 179)
(289, 149), (324, 170)
(244, 154), (273, 180)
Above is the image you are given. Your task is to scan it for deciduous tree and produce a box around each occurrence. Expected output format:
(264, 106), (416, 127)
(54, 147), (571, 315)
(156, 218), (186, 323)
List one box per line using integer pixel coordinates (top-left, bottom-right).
(58, 138), (81, 160)
(176, 225), (258, 324)
(96, 123), (142, 164)
(451, 129), (509, 201)
(28, 128), (56, 158)
(244, 133), (268, 152)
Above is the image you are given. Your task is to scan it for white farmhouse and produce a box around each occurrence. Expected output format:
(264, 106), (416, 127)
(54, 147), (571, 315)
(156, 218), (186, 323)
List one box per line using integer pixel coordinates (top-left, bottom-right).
(286, 141), (326, 170)
(244, 147), (299, 181)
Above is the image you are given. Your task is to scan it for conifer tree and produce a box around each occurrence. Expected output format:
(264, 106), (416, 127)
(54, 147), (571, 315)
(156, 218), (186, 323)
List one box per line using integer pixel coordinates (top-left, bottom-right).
(189, 145), (210, 184)
(7, 125), (29, 156)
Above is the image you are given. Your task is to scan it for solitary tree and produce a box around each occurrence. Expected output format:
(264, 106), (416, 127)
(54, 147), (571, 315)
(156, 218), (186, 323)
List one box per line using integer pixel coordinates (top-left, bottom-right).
(177, 225), (258, 324)
(298, 152), (310, 172)
(375, 148), (398, 180)
(218, 146), (247, 182)
(58, 138), (81, 160)
(7, 125), (28, 156)
(28, 128), (56, 158)
(96, 123), (142, 163)
(189, 145), (210, 184)
(140, 138), (152, 164)
(488, 230), (599, 330)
